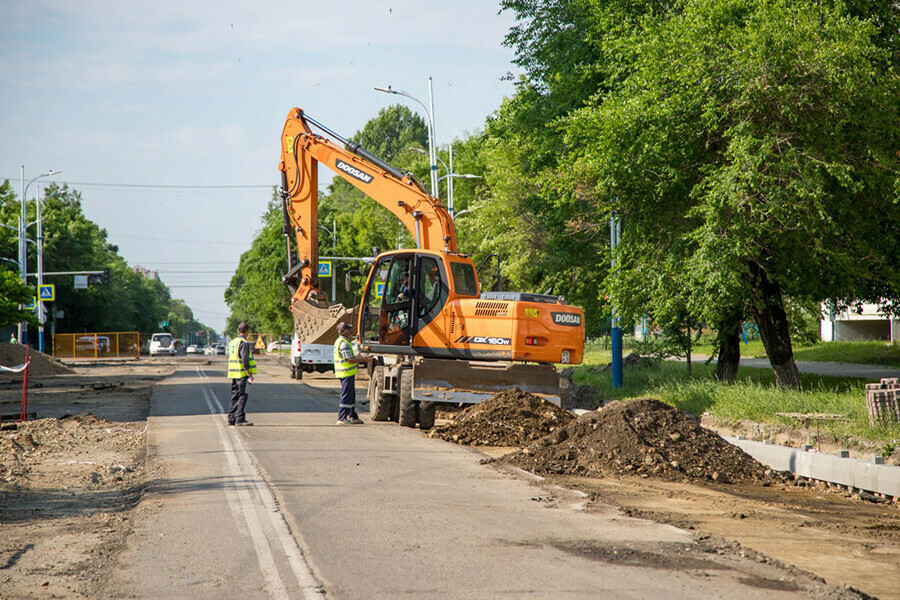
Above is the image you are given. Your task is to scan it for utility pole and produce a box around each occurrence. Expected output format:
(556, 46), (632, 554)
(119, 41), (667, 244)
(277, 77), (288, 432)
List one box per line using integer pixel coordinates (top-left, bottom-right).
(610, 212), (623, 388)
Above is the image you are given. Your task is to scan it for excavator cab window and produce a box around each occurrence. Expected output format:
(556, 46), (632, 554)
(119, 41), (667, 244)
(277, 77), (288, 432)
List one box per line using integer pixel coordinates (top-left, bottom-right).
(380, 256), (413, 345)
(362, 255), (415, 346)
(360, 258), (390, 344)
(416, 256), (445, 324)
(450, 261), (479, 296)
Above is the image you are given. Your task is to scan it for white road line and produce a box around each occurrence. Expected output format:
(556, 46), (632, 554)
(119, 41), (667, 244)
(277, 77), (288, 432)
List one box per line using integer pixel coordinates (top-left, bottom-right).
(204, 388), (323, 599)
(203, 388), (288, 598)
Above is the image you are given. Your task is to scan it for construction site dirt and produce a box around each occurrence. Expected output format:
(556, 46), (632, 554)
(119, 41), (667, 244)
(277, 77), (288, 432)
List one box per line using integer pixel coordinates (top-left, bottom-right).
(1, 358), (898, 599)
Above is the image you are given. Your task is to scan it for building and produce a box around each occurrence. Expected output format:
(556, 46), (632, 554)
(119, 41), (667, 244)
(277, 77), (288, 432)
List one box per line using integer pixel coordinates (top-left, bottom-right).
(820, 303), (900, 342)
(133, 265), (159, 281)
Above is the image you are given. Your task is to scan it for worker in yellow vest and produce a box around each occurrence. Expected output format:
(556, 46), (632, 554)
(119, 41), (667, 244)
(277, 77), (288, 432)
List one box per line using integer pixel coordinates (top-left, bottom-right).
(334, 322), (372, 425)
(227, 322), (257, 426)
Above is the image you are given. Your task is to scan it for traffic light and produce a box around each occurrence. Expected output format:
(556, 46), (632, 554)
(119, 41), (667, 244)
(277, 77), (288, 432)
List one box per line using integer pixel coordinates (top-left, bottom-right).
(88, 268), (110, 286)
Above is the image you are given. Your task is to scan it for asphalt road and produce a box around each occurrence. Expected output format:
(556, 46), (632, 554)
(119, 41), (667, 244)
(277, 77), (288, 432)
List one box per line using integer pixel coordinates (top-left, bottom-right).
(101, 359), (841, 599)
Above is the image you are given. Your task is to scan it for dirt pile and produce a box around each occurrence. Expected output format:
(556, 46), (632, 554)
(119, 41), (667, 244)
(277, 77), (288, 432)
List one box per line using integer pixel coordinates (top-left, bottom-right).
(505, 398), (775, 484)
(0, 412), (146, 489)
(426, 388), (575, 446)
(0, 344), (74, 378)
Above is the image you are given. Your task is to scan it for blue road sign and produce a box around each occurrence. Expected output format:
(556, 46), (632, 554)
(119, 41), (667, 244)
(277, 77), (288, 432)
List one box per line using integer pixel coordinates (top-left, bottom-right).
(25, 296), (37, 310)
(318, 261), (332, 277)
(375, 282), (385, 298)
(38, 284), (55, 302)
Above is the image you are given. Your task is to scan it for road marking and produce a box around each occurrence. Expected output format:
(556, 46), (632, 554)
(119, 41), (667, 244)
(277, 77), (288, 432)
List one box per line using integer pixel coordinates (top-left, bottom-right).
(203, 387), (322, 599)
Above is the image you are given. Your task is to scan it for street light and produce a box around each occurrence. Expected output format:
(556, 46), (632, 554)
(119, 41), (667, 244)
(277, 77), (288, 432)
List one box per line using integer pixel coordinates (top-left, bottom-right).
(375, 78), (439, 197)
(407, 146), (450, 202)
(408, 146), (481, 217)
(438, 173), (482, 218)
(318, 218), (337, 302)
(19, 167), (61, 346)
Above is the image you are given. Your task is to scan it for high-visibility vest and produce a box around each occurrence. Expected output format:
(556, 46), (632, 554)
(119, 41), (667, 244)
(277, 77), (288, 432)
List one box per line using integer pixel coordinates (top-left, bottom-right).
(333, 337), (358, 379)
(227, 337), (257, 379)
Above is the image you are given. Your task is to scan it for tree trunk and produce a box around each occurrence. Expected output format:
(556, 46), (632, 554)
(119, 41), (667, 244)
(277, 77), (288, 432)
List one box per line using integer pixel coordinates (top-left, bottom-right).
(749, 262), (801, 390)
(715, 314), (741, 383)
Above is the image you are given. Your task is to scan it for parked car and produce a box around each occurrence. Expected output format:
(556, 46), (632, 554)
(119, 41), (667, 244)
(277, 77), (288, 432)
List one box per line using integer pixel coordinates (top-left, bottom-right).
(75, 335), (110, 355)
(267, 340), (291, 353)
(149, 333), (176, 357)
(214, 345), (226, 355)
(186, 344), (202, 355)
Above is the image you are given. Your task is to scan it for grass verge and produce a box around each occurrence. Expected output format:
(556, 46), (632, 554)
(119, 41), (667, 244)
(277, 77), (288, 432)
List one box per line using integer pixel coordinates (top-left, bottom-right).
(574, 360), (900, 445)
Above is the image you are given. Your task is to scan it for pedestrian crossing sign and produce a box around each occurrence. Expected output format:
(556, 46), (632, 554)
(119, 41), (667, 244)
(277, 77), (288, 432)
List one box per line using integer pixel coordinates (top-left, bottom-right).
(375, 282), (385, 298)
(25, 296), (36, 310)
(318, 261), (332, 277)
(38, 284), (55, 302)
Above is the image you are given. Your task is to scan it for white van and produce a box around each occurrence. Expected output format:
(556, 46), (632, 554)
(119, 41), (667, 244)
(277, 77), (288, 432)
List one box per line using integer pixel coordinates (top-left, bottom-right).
(149, 333), (176, 357)
(289, 332), (333, 379)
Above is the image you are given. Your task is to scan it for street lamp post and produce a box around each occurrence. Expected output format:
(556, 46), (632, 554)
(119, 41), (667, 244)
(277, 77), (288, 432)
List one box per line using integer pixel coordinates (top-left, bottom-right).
(19, 167), (60, 346)
(375, 79), (439, 196)
(438, 173), (482, 218)
(319, 218), (337, 302)
(407, 146), (449, 198)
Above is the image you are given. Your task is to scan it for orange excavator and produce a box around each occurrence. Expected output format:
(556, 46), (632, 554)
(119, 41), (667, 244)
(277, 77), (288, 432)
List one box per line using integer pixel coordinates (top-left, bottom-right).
(278, 107), (584, 429)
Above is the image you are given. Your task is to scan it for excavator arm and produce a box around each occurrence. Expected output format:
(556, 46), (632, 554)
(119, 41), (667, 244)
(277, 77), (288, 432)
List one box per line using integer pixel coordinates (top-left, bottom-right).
(278, 107), (457, 305)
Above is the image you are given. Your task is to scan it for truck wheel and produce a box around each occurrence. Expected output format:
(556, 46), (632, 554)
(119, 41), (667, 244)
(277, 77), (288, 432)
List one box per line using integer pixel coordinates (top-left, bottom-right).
(418, 401), (435, 430)
(398, 367), (417, 428)
(369, 366), (392, 421)
(290, 364), (297, 379)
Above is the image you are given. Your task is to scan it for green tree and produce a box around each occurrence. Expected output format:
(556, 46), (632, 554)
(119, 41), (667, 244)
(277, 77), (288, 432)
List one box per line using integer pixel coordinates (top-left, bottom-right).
(557, 0), (900, 387)
(0, 268), (38, 330)
(0, 181), (204, 338)
(225, 194), (294, 337)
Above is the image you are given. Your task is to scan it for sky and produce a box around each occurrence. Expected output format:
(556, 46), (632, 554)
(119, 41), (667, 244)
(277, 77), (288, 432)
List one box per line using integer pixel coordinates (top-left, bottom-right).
(0, 1), (522, 333)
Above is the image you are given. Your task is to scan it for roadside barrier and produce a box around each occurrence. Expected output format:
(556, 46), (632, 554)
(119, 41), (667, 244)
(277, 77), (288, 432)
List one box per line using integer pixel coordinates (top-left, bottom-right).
(53, 332), (140, 360)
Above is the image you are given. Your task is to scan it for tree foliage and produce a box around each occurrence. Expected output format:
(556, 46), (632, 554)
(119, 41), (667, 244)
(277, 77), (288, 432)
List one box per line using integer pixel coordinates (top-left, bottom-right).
(498, 0), (900, 387)
(0, 181), (212, 338)
(224, 194), (294, 336)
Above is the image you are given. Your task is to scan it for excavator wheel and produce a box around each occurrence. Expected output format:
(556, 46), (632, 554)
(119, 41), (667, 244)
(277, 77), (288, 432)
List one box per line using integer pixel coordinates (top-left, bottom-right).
(417, 401), (435, 431)
(398, 367), (417, 428)
(368, 366), (392, 421)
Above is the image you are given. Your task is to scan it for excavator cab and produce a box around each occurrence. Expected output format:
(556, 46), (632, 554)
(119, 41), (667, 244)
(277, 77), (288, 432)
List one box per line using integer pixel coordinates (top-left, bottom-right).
(360, 250), (451, 350)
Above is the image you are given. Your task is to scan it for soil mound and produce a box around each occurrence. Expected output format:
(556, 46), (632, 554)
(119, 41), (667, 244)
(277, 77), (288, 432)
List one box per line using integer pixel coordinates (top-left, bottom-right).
(426, 388), (575, 446)
(0, 412), (145, 488)
(504, 398), (774, 484)
(0, 344), (73, 378)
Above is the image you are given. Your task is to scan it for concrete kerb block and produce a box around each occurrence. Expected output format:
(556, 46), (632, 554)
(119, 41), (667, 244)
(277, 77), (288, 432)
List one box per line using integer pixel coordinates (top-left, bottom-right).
(725, 436), (900, 498)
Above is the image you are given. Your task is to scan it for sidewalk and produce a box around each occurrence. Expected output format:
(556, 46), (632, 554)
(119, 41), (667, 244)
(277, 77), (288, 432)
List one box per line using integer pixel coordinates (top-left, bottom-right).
(687, 354), (900, 380)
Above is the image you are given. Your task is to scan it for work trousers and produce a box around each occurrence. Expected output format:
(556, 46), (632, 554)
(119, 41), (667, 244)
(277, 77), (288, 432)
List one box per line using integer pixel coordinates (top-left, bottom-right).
(228, 377), (249, 424)
(338, 376), (358, 421)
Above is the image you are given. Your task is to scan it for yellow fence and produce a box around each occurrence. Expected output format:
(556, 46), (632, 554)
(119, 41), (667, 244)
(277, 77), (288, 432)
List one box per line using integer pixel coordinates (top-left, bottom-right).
(53, 332), (140, 360)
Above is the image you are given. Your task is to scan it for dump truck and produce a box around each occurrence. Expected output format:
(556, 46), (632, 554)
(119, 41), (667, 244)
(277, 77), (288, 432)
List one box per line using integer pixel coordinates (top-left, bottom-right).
(278, 107), (585, 429)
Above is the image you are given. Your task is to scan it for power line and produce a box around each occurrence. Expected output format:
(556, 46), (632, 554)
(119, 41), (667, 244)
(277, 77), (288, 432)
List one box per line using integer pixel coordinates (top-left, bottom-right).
(153, 270), (236, 274)
(0, 178), (273, 190)
(109, 234), (248, 245)
(132, 261), (238, 265)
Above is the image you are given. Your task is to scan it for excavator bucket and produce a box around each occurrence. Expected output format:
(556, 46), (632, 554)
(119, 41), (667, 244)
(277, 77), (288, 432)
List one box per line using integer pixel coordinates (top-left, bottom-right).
(291, 298), (354, 344)
(411, 359), (562, 405)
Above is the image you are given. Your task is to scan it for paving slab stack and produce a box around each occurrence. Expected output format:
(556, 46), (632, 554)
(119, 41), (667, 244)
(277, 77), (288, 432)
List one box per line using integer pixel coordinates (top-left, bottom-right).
(865, 377), (900, 426)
